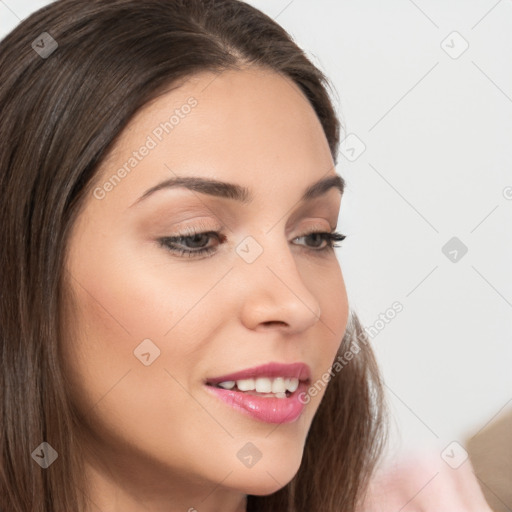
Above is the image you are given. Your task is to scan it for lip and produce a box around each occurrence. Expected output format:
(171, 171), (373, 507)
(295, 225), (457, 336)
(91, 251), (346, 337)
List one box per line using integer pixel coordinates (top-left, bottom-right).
(204, 380), (310, 424)
(204, 362), (311, 424)
(205, 362), (311, 386)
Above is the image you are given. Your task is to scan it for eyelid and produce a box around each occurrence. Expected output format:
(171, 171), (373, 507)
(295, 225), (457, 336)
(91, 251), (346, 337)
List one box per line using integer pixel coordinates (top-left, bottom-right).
(295, 221), (338, 235)
(170, 221), (338, 241)
(167, 213), (336, 233)
(170, 218), (224, 235)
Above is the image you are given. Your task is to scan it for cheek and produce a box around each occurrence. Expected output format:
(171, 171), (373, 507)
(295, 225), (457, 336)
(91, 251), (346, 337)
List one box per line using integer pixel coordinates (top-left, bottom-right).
(61, 236), (180, 408)
(305, 258), (349, 348)
(61, 230), (231, 412)
(67, 231), (210, 342)
(303, 260), (349, 405)
(60, 250), (217, 466)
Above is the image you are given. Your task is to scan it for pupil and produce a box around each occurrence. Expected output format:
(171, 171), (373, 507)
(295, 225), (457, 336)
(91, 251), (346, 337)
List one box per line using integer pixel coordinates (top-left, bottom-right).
(189, 234), (208, 248)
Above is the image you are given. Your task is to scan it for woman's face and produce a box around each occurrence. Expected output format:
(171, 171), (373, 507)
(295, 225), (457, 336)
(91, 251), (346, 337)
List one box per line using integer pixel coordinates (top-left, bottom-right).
(61, 66), (349, 510)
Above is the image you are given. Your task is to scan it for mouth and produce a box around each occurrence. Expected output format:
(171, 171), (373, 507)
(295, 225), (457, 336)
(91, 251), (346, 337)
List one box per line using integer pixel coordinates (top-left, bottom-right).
(205, 377), (301, 398)
(203, 362), (312, 423)
(205, 361), (311, 396)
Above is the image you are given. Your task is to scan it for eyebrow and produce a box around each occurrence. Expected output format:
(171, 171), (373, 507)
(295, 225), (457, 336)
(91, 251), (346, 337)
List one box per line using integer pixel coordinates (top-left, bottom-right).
(130, 173), (344, 208)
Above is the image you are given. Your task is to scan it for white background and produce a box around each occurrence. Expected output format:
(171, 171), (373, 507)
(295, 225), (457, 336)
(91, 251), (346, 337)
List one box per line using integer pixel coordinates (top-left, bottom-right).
(2, 0), (511, 461)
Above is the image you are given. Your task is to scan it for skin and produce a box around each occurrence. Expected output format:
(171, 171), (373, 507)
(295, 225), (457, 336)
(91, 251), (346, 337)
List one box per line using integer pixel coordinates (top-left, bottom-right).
(60, 66), (348, 512)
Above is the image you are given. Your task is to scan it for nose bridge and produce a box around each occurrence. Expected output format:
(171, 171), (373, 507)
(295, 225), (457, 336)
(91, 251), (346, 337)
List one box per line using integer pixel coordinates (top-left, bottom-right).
(235, 228), (322, 331)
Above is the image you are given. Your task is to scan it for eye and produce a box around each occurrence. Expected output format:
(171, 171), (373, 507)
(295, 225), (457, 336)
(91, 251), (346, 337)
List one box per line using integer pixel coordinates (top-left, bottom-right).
(294, 230), (346, 251)
(158, 229), (224, 258)
(158, 228), (346, 259)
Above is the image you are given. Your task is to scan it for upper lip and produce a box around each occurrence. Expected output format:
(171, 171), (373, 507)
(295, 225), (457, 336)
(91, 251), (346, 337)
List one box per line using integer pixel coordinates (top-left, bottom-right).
(205, 362), (311, 385)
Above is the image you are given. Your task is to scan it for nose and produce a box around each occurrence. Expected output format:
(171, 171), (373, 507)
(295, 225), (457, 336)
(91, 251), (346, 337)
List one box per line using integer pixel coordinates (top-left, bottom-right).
(236, 233), (322, 334)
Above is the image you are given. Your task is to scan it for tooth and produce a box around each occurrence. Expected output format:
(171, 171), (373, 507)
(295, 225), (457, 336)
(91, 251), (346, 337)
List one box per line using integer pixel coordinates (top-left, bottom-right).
(255, 377), (272, 393)
(287, 378), (299, 393)
(274, 392), (287, 399)
(218, 381), (235, 390)
(236, 378), (255, 391)
(271, 377), (286, 394)
(232, 376), (299, 394)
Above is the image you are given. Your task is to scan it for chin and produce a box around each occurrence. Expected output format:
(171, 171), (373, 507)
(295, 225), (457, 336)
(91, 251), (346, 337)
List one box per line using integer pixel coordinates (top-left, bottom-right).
(228, 452), (303, 496)
(242, 477), (294, 497)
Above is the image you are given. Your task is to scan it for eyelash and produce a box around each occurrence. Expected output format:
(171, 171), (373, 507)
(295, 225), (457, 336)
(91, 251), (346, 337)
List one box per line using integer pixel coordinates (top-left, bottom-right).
(158, 227), (346, 259)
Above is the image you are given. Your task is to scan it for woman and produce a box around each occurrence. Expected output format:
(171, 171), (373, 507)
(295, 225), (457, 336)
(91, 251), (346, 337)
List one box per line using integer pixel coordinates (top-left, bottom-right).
(0, 1), (387, 510)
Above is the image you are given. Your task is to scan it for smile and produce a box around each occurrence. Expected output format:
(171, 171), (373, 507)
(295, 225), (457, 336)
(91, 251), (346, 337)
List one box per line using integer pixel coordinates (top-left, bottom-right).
(204, 362), (311, 423)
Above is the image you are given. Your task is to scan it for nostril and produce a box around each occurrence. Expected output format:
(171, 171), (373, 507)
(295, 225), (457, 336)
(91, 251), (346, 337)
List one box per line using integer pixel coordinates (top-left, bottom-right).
(262, 320), (287, 327)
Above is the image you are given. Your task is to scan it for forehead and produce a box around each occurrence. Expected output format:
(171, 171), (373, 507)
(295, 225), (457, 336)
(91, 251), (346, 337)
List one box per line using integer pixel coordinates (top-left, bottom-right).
(93, 66), (335, 209)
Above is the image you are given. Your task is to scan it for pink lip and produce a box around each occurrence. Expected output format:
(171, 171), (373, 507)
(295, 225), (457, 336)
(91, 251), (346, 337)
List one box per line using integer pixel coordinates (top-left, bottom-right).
(205, 362), (311, 385)
(204, 380), (309, 424)
(204, 362), (311, 424)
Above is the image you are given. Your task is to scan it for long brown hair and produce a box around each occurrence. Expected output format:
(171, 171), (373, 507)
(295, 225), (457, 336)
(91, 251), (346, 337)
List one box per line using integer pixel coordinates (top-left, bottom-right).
(0, 1), (387, 510)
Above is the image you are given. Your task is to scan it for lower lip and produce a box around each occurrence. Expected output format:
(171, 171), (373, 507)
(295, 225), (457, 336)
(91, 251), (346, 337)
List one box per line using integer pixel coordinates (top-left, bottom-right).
(204, 382), (309, 424)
